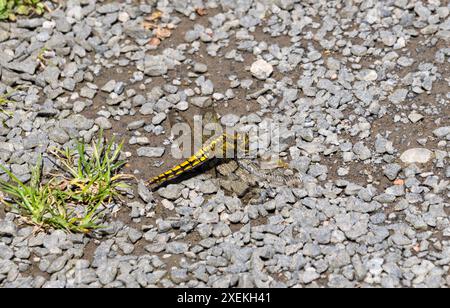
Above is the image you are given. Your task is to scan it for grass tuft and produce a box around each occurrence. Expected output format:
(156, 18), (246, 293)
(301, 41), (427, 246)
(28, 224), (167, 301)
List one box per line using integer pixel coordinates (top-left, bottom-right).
(0, 133), (130, 233)
(0, 0), (46, 21)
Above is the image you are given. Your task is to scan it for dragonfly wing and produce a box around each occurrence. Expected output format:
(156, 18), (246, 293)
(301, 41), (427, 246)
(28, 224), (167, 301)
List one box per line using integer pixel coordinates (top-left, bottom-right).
(237, 159), (301, 187)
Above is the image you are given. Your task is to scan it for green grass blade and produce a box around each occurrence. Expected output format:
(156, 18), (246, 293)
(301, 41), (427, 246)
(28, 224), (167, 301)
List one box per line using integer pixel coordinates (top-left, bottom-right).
(31, 155), (43, 189)
(0, 134), (128, 234)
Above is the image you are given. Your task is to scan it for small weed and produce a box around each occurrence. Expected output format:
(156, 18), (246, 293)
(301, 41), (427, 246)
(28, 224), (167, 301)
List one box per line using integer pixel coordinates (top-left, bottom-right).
(37, 47), (52, 68)
(0, 87), (23, 116)
(0, 90), (11, 105)
(0, 0), (46, 21)
(0, 133), (130, 233)
(0, 93), (9, 107)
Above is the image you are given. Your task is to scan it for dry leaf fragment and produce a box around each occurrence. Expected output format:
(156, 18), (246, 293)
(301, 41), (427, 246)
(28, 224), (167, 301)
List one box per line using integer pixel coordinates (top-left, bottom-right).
(196, 8), (207, 16)
(156, 27), (172, 39)
(394, 179), (405, 186)
(143, 21), (158, 30)
(58, 181), (68, 191)
(148, 37), (161, 47)
(149, 11), (163, 21)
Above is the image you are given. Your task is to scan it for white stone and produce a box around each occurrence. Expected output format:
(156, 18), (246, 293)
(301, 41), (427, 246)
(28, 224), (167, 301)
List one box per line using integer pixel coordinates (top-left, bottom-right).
(137, 147), (165, 158)
(433, 127), (450, 138)
(161, 199), (175, 211)
(301, 268), (320, 284)
(400, 148), (433, 164)
(152, 113), (167, 125)
(250, 59), (273, 80)
(221, 114), (240, 127)
(175, 101), (189, 111)
(408, 112), (424, 123)
(366, 8), (379, 24)
(67, 6), (83, 20)
(389, 89), (408, 104)
(118, 12), (130, 23)
(358, 69), (378, 81)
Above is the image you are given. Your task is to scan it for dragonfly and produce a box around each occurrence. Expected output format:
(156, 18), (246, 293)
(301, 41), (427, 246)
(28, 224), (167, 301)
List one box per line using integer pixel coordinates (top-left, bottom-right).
(147, 133), (233, 186)
(146, 108), (301, 190)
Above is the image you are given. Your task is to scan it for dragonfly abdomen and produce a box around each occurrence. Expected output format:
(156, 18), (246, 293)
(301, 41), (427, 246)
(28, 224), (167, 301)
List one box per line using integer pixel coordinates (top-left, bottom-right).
(147, 141), (218, 186)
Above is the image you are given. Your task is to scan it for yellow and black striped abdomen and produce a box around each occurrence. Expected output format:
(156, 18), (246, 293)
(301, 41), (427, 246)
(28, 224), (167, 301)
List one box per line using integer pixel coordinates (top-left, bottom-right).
(147, 146), (214, 187)
(147, 134), (233, 187)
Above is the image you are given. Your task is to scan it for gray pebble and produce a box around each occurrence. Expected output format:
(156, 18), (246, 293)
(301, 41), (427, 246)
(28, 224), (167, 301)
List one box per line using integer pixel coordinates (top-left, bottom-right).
(137, 147), (165, 158)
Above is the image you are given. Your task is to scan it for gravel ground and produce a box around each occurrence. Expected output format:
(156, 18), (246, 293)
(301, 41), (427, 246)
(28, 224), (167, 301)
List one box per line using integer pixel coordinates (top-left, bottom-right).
(0, 0), (449, 288)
